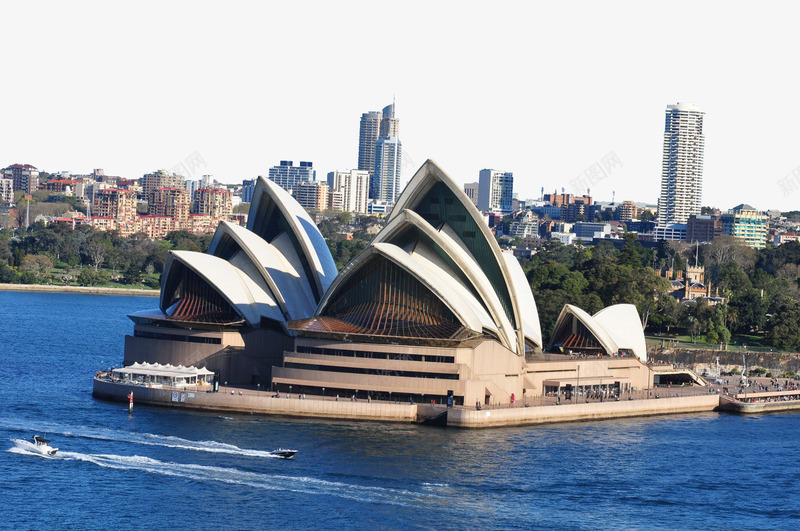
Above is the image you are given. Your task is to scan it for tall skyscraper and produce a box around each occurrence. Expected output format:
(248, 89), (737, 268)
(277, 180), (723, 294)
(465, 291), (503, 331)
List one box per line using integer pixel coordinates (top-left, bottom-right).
(373, 137), (402, 203)
(478, 169), (513, 213)
(656, 102), (705, 226)
(358, 111), (383, 174)
(359, 102), (402, 203)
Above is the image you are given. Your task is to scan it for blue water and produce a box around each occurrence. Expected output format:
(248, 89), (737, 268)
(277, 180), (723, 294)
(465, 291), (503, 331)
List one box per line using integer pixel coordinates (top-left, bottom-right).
(1, 291), (799, 530)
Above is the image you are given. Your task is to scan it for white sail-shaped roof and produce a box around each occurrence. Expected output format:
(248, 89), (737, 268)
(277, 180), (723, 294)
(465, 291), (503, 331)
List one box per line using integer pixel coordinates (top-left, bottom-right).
(161, 250), (284, 328)
(374, 243), (498, 334)
(548, 304), (619, 355)
(502, 251), (543, 350)
(247, 177), (337, 302)
(314, 160), (543, 355)
(593, 304), (647, 362)
(372, 209), (518, 350)
(207, 221), (318, 321)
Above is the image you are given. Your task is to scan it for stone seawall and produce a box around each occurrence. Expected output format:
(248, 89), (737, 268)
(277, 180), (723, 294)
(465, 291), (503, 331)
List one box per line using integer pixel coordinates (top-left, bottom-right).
(94, 378), (726, 428)
(0, 283), (159, 297)
(718, 398), (800, 415)
(446, 395), (721, 428)
(93, 378), (419, 422)
(650, 349), (800, 375)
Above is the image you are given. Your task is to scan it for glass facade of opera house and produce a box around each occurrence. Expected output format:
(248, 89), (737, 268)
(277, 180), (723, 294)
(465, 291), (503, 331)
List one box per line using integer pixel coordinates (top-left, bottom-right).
(123, 161), (652, 406)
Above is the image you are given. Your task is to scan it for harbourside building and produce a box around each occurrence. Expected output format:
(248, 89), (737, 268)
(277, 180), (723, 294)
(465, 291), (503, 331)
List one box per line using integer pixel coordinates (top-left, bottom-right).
(118, 160), (652, 407)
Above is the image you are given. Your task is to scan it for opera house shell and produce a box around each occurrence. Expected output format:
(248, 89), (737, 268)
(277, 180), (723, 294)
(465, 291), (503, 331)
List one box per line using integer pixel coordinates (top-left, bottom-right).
(123, 160), (651, 406)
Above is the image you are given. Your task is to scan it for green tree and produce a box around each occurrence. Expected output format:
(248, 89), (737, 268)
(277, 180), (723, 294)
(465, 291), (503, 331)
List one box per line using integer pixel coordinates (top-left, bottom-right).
(77, 267), (110, 286)
(728, 288), (768, 333)
(20, 254), (53, 278)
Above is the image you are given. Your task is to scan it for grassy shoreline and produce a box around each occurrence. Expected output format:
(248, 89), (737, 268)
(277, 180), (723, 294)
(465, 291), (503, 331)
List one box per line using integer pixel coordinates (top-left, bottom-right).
(0, 283), (160, 297)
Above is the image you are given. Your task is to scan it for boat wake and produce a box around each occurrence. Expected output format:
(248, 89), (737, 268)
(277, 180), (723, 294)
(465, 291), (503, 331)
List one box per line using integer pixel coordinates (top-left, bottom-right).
(54, 451), (421, 505)
(1, 418), (277, 458)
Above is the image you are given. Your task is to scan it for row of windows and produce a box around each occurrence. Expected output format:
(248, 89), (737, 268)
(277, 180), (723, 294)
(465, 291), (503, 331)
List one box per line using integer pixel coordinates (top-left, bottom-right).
(134, 330), (222, 344)
(296, 345), (454, 364)
(285, 362), (459, 380)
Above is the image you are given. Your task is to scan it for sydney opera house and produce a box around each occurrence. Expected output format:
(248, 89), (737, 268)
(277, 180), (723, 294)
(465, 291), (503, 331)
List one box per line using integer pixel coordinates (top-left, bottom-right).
(121, 161), (652, 407)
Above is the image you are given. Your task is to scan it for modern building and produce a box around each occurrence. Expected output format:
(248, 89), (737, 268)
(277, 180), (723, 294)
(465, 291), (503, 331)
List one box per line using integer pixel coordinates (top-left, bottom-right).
(617, 201), (639, 222)
(478, 169), (513, 213)
(0, 177), (12, 204)
(150, 187), (190, 223)
(327, 189), (344, 212)
(656, 102), (705, 227)
(774, 233), (799, 246)
(358, 111), (383, 176)
(193, 187), (233, 219)
(185, 175), (214, 201)
(508, 220), (538, 239)
(359, 103), (400, 183)
(652, 224), (687, 242)
(3, 164), (39, 195)
(241, 179), (256, 204)
(295, 180), (329, 212)
(463, 182), (479, 206)
(372, 137), (402, 204)
(141, 170), (185, 200)
(268, 161), (315, 195)
(93, 188), (137, 221)
(327, 169), (369, 214)
(721, 204), (768, 249)
(360, 103), (403, 203)
(573, 222), (611, 241)
(118, 160), (652, 408)
(686, 214), (722, 243)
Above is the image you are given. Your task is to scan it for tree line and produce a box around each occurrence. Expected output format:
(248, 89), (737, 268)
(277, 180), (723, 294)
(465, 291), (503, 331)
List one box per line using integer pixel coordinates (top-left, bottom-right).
(521, 234), (800, 352)
(0, 222), (212, 287)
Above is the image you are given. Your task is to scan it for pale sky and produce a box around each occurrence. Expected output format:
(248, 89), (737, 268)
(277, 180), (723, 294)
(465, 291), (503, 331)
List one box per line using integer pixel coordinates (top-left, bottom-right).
(3, 1), (800, 212)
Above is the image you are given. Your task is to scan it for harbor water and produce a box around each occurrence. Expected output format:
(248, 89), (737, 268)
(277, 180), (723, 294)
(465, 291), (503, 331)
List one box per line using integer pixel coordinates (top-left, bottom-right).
(1, 291), (799, 530)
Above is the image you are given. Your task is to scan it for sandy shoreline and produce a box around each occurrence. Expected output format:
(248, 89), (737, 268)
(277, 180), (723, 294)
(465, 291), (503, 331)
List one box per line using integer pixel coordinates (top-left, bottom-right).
(0, 283), (160, 297)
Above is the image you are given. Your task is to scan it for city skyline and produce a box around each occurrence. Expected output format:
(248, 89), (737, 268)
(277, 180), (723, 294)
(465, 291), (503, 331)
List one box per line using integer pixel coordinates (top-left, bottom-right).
(2, 2), (799, 212)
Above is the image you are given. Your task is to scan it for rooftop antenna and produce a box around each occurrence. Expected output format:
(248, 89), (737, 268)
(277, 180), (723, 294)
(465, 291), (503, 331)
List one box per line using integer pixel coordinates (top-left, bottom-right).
(587, 188), (590, 197)
(612, 190), (616, 204)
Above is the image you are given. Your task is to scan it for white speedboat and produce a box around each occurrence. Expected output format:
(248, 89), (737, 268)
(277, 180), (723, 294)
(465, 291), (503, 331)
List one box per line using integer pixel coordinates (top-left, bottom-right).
(270, 448), (297, 459)
(12, 435), (58, 456)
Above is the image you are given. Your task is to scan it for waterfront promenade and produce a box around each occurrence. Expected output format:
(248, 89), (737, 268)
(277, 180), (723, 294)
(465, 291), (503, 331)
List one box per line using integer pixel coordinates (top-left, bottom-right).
(94, 375), (735, 428)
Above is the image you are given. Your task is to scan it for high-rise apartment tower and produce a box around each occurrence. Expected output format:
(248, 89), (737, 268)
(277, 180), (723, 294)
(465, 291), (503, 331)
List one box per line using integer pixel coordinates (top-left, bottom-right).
(656, 102), (705, 226)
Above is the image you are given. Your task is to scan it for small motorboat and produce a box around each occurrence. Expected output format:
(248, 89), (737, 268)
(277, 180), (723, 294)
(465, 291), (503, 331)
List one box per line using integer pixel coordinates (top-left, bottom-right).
(13, 435), (58, 456)
(270, 448), (297, 459)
